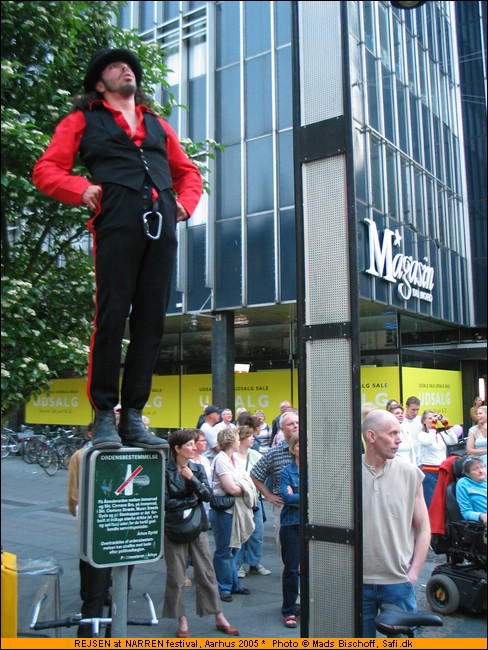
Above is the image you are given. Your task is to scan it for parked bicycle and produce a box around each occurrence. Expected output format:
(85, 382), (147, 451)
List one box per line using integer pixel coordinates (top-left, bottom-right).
(36, 440), (61, 476)
(23, 434), (48, 464)
(1, 428), (22, 459)
(54, 430), (86, 470)
(31, 427), (85, 476)
(1, 425), (36, 459)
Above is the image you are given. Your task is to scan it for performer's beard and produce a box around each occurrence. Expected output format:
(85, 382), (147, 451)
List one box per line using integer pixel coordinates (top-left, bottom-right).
(102, 78), (137, 97)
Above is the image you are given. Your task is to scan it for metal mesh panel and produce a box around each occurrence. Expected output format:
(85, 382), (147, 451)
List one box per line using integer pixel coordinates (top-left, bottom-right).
(309, 540), (356, 637)
(306, 338), (354, 528)
(299, 1), (343, 125)
(303, 157), (350, 325)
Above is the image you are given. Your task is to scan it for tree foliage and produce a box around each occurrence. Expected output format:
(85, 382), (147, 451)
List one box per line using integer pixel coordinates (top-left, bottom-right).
(1, 1), (218, 422)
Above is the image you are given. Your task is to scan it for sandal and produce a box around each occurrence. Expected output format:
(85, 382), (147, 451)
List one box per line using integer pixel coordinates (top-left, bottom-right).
(283, 615), (297, 628)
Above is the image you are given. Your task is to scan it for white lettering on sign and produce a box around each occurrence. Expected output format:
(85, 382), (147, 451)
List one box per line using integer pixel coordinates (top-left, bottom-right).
(364, 218), (435, 303)
(32, 395), (79, 408)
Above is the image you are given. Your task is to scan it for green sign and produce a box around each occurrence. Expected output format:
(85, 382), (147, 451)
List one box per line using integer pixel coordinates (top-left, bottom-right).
(79, 447), (166, 567)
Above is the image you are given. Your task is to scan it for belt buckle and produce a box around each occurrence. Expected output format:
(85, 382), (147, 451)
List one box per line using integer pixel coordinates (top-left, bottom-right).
(142, 211), (163, 240)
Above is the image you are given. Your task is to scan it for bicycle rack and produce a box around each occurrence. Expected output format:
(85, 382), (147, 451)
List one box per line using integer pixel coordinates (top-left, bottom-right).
(30, 592), (158, 637)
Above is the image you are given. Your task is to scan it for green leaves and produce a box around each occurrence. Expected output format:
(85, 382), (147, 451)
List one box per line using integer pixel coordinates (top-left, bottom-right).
(1, 1), (221, 422)
(0, 1), (120, 420)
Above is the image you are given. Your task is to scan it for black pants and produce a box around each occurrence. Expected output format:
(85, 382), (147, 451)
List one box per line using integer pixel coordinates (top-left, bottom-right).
(78, 560), (135, 637)
(78, 559), (111, 637)
(87, 184), (177, 411)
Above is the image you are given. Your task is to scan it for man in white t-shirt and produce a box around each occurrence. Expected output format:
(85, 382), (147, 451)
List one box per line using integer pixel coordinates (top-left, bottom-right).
(402, 396), (422, 464)
(200, 405), (222, 460)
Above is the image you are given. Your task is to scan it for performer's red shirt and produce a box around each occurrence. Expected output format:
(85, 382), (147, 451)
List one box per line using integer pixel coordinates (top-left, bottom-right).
(33, 99), (202, 217)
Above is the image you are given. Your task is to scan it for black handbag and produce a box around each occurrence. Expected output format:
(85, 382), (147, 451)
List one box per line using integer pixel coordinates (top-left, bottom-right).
(210, 465), (235, 511)
(165, 503), (203, 543)
(446, 440), (467, 458)
(439, 431), (467, 458)
(210, 494), (235, 511)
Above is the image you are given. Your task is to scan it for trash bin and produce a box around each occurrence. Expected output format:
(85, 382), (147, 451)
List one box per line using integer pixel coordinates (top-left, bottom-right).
(16, 556), (63, 638)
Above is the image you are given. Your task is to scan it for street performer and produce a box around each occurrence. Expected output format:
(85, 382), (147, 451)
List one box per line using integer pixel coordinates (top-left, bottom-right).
(33, 48), (203, 449)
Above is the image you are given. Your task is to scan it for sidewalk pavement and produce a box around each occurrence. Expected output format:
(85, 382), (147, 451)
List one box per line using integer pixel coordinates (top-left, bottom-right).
(1, 454), (486, 639)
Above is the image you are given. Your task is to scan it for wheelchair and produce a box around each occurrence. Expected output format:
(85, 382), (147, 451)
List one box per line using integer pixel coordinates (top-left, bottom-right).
(426, 456), (487, 616)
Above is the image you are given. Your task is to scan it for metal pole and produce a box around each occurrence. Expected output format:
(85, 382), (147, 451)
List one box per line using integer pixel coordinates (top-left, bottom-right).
(111, 565), (128, 638)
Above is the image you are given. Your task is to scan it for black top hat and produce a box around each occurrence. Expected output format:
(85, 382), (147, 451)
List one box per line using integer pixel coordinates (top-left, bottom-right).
(84, 48), (143, 92)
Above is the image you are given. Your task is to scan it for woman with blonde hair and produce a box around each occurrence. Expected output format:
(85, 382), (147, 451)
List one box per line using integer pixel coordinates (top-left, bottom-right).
(467, 405), (487, 466)
(210, 427), (255, 602)
(234, 425), (270, 578)
(418, 410), (457, 508)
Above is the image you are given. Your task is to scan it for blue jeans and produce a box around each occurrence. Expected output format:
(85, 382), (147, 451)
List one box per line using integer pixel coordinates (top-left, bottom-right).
(209, 509), (242, 596)
(280, 524), (300, 617)
(362, 582), (417, 638)
(235, 500), (264, 567)
(422, 471), (438, 509)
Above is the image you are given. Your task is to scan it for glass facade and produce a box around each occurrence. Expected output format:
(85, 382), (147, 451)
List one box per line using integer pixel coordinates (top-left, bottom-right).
(349, 0), (470, 324)
(117, 1), (486, 386)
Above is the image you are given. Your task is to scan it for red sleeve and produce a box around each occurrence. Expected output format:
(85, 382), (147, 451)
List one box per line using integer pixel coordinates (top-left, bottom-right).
(32, 111), (91, 205)
(157, 118), (203, 218)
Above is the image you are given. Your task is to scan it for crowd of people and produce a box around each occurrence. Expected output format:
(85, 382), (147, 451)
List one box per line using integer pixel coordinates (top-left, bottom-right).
(68, 394), (486, 638)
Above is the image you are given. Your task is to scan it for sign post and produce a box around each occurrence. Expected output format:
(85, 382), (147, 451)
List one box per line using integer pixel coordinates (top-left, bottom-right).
(79, 446), (166, 636)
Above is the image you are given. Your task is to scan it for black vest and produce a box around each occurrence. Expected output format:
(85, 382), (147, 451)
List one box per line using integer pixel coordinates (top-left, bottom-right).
(79, 106), (173, 192)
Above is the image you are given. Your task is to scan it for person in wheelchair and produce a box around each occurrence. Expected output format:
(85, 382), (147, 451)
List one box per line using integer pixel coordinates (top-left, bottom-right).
(426, 455), (487, 616)
(456, 457), (487, 527)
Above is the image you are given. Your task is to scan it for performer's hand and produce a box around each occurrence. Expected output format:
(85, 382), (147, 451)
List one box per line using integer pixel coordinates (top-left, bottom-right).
(81, 185), (102, 211)
(176, 200), (190, 222)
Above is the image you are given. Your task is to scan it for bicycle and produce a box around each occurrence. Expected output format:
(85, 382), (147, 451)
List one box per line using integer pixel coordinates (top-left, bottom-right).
(23, 434), (47, 464)
(53, 429), (86, 469)
(1, 428), (22, 459)
(1, 425), (36, 459)
(37, 443), (61, 476)
(22, 427), (71, 467)
(30, 591), (158, 637)
(375, 604), (443, 638)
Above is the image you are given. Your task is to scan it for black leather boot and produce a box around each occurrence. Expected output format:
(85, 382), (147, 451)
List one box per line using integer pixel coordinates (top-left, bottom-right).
(118, 408), (166, 448)
(92, 410), (122, 449)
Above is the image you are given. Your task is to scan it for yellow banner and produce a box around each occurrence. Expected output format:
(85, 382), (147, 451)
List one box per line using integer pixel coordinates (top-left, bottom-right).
(181, 373), (213, 428)
(180, 370), (297, 428)
(360, 367), (464, 426)
(1, 638), (486, 649)
(143, 376), (180, 429)
(235, 370), (297, 418)
(24, 367), (463, 430)
(402, 367), (463, 424)
(25, 371), (298, 430)
(25, 378), (92, 426)
(360, 367), (401, 409)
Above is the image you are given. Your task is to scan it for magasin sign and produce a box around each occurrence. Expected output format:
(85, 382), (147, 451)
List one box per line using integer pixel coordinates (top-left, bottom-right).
(364, 218), (435, 303)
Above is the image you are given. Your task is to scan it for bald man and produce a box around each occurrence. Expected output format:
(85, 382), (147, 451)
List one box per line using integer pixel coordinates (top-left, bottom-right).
(361, 409), (430, 637)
